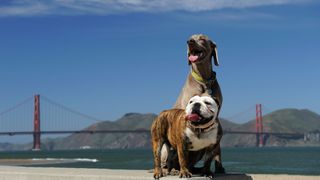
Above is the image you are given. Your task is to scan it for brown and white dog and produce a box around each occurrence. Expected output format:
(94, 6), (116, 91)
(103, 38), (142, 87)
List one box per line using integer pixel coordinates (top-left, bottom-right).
(161, 34), (225, 174)
(152, 94), (221, 179)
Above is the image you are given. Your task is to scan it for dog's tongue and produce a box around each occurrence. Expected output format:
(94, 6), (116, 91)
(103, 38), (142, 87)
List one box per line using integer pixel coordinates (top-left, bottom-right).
(188, 55), (199, 62)
(186, 113), (200, 122)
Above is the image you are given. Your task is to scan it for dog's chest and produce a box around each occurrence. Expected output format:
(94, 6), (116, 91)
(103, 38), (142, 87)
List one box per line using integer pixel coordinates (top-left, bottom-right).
(185, 127), (218, 151)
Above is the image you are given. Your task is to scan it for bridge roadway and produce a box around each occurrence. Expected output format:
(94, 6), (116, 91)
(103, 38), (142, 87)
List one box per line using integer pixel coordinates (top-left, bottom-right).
(0, 129), (305, 138)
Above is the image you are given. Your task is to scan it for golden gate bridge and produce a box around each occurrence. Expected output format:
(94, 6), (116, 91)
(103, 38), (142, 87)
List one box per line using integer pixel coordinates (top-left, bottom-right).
(0, 95), (304, 150)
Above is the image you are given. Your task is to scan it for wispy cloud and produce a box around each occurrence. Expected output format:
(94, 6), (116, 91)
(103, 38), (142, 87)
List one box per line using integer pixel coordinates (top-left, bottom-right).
(0, 0), (315, 17)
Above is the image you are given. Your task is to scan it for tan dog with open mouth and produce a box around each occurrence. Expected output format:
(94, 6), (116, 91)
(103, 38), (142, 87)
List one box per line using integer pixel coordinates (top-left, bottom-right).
(152, 94), (220, 179)
(175, 34), (222, 109)
(160, 34), (225, 174)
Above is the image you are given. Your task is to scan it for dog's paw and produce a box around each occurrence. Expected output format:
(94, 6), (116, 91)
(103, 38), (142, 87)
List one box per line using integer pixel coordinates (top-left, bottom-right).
(153, 173), (163, 179)
(214, 166), (226, 174)
(153, 168), (163, 179)
(179, 169), (192, 178)
(169, 168), (180, 176)
(161, 168), (169, 176)
(201, 169), (214, 178)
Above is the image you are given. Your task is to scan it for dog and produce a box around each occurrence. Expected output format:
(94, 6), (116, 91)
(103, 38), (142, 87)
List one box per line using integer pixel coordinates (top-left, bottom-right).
(160, 34), (225, 174)
(152, 94), (221, 179)
(174, 34), (222, 109)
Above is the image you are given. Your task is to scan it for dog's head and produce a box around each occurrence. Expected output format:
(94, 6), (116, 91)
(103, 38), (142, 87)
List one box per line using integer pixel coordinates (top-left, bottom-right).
(185, 95), (219, 126)
(187, 34), (219, 66)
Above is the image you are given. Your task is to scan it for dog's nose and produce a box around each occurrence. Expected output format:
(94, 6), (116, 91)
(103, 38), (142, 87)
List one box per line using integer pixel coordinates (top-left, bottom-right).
(192, 103), (201, 112)
(187, 39), (196, 45)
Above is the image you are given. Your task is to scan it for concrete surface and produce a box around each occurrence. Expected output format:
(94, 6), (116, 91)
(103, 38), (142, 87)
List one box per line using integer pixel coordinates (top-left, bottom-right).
(0, 166), (319, 180)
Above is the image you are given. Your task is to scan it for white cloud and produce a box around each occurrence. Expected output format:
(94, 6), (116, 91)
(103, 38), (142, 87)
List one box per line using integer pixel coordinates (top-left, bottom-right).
(0, 0), (314, 17)
(0, 1), (50, 16)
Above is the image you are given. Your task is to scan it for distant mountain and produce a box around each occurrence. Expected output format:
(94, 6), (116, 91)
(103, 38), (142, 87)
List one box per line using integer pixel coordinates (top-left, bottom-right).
(221, 108), (320, 147)
(1, 108), (320, 151)
(115, 113), (157, 130)
(0, 143), (18, 151)
(48, 108), (319, 150)
(42, 113), (157, 150)
(219, 118), (240, 130)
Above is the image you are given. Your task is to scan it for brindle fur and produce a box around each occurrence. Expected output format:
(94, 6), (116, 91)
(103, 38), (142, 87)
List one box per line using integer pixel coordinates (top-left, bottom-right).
(151, 109), (192, 179)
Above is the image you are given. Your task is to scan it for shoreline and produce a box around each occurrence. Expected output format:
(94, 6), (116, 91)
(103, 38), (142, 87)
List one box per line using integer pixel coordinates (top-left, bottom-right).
(1, 159), (319, 177)
(0, 166), (319, 180)
(0, 159), (79, 166)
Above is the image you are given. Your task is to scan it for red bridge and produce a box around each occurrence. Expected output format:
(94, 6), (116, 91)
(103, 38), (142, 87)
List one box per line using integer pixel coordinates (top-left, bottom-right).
(0, 95), (304, 150)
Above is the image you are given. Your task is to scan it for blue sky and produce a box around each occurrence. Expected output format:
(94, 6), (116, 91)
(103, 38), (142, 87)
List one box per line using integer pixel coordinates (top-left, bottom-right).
(0, 0), (319, 124)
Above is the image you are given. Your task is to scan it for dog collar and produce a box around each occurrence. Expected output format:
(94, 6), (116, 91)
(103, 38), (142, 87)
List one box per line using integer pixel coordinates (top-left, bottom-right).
(191, 70), (217, 95)
(191, 70), (206, 84)
(191, 70), (216, 84)
(187, 119), (216, 138)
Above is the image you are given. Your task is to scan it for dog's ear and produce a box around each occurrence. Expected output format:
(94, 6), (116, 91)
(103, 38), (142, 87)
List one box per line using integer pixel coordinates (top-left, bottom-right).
(187, 42), (191, 65)
(210, 97), (220, 119)
(212, 97), (220, 109)
(210, 41), (219, 66)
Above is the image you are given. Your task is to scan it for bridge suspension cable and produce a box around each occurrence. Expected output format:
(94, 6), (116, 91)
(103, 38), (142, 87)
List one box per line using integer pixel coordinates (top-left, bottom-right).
(224, 105), (256, 122)
(0, 96), (33, 117)
(41, 95), (103, 122)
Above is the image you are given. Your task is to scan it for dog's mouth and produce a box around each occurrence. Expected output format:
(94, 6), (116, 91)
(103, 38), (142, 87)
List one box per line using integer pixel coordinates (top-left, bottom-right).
(186, 112), (214, 126)
(186, 113), (204, 122)
(188, 47), (207, 63)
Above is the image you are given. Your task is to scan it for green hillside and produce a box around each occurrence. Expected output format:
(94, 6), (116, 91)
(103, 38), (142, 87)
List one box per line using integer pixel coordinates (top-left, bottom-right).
(46, 109), (320, 149)
(221, 108), (320, 147)
(264, 109), (320, 133)
(115, 113), (157, 130)
(1, 108), (319, 150)
(45, 113), (157, 150)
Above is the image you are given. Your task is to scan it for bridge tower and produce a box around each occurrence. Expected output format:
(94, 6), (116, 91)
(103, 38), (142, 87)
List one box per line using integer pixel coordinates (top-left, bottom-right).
(33, 94), (41, 151)
(256, 104), (264, 147)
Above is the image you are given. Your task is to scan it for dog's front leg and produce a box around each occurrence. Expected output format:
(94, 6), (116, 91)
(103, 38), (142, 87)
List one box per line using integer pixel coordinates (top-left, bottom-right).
(152, 139), (165, 179)
(177, 140), (192, 178)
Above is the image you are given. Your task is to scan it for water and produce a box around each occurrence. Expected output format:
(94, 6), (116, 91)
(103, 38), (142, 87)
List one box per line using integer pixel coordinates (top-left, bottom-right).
(0, 147), (319, 175)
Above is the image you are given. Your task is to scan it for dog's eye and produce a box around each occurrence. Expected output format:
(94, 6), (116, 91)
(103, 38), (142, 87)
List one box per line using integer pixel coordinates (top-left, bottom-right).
(204, 101), (212, 105)
(189, 101), (193, 104)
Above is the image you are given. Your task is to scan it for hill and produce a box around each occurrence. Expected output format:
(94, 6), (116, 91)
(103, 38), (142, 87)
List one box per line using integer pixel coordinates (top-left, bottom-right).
(42, 113), (157, 150)
(1, 108), (320, 150)
(48, 108), (319, 150)
(221, 108), (320, 147)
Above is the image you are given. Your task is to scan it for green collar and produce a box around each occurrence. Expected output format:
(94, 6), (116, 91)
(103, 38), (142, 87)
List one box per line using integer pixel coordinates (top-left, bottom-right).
(191, 70), (216, 84)
(191, 70), (205, 83)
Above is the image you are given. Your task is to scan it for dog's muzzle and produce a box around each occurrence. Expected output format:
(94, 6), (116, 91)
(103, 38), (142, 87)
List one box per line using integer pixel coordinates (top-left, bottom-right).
(186, 103), (213, 124)
(187, 39), (207, 63)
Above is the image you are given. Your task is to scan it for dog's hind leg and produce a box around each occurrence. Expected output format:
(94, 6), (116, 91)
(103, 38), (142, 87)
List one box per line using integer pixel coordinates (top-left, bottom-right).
(213, 144), (225, 174)
(151, 120), (165, 179)
(152, 136), (165, 179)
(199, 146), (215, 178)
(214, 120), (225, 174)
(166, 147), (180, 175)
(160, 143), (169, 169)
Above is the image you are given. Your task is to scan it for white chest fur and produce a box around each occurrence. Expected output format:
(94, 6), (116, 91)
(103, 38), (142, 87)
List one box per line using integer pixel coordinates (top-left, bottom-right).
(185, 127), (218, 151)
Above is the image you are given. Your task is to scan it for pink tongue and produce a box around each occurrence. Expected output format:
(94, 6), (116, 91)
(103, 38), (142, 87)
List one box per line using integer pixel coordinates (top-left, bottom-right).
(189, 55), (199, 62)
(187, 114), (200, 122)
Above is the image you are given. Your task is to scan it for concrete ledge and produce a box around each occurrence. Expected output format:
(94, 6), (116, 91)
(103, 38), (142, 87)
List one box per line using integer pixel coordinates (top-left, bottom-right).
(0, 166), (318, 180)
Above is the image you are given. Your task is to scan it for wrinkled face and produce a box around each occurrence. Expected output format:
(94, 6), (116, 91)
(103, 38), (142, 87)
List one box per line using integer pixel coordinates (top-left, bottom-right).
(187, 34), (215, 64)
(185, 95), (218, 124)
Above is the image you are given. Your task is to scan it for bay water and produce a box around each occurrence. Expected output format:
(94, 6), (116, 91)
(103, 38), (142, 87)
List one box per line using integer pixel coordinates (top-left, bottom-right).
(0, 147), (319, 175)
